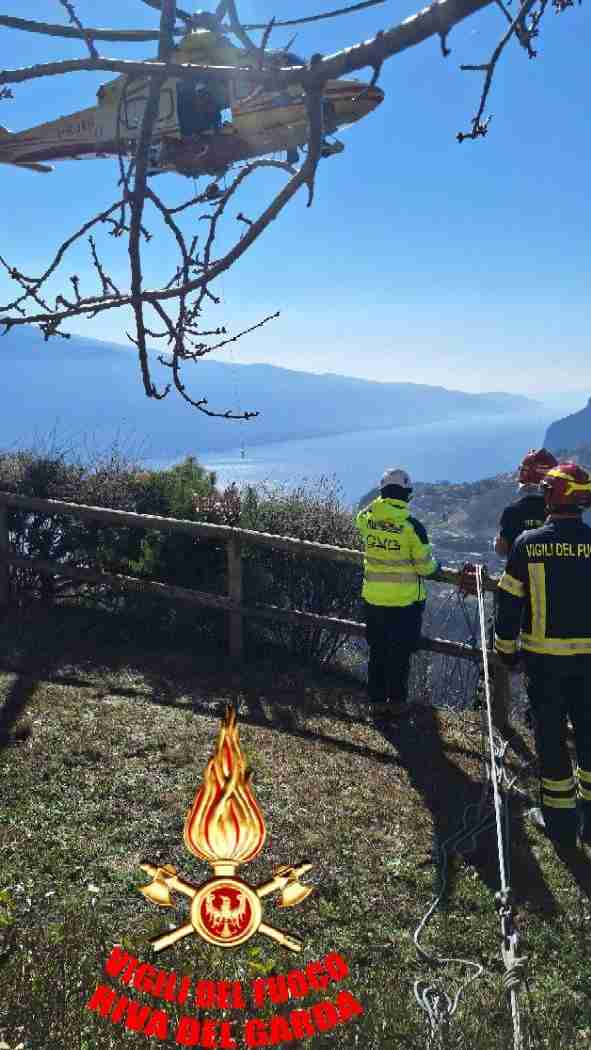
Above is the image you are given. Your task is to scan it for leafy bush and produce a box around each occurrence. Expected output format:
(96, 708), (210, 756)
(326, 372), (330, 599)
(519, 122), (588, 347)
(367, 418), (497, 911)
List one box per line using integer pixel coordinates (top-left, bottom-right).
(195, 476), (364, 666)
(0, 448), (224, 642)
(0, 448), (366, 665)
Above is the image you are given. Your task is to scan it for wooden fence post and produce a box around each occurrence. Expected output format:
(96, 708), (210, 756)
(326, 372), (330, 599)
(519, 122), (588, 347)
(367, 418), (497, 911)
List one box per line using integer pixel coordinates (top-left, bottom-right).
(0, 504), (9, 610)
(227, 536), (243, 665)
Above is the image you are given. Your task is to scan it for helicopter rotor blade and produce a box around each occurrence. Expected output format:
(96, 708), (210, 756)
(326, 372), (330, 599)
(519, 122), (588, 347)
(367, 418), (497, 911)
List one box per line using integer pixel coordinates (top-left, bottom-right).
(243, 0), (387, 31)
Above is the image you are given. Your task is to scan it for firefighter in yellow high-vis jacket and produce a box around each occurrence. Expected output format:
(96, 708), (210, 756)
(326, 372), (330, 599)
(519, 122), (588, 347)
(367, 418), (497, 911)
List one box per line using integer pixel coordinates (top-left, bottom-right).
(356, 468), (439, 722)
(495, 462), (591, 851)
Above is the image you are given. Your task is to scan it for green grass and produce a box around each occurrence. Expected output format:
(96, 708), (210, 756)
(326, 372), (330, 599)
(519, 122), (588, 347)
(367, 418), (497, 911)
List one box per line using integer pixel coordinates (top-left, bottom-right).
(1, 607), (591, 1049)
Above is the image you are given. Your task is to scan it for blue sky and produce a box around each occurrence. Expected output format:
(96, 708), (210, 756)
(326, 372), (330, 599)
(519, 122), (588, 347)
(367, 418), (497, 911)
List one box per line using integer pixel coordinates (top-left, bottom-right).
(0, 0), (589, 398)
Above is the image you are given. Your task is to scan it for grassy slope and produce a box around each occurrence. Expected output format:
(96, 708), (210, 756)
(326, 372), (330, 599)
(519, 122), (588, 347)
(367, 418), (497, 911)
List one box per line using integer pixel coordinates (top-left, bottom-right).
(1, 610), (591, 1049)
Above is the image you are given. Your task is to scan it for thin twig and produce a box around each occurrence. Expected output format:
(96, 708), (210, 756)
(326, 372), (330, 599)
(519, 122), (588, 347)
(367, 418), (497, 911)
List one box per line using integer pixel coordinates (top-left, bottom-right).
(56, 0), (99, 58)
(457, 0), (539, 141)
(243, 0), (387, 29)
(88, 236), (121, 297)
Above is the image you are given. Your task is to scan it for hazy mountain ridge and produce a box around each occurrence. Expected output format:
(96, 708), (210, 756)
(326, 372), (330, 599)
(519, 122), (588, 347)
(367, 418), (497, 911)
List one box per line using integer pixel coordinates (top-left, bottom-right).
(1, 327), (540, 459)
(545, 397), (591, 453)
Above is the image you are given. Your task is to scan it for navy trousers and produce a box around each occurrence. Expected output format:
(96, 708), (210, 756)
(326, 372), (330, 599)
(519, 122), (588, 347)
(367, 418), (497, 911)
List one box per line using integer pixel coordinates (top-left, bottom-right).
(524, 653), (591, 846)
(364, 600), (425, 704)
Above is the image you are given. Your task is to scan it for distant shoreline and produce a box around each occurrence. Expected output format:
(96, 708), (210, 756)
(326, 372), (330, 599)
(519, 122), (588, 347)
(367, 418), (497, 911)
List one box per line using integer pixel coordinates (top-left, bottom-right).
(188, 407), (552, 459)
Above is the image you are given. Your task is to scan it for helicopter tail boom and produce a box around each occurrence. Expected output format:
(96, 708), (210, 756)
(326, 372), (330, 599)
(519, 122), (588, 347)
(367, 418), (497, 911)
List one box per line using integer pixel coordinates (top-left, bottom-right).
(0, 126), (53, 173)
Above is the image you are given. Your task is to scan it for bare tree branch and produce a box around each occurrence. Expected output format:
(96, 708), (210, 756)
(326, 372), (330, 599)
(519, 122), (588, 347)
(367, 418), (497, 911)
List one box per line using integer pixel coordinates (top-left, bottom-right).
(218, 0), (258, 52)
(0, 159), (313, 332)
(0, 2), (390, 42)
(457, 0), (539, 141)
(139, 0), (194, 28)
(127, 0), (177, 400)
(0, 0), (506, 94)
(303, 59), (327, 207)
(0, 199), (124, 314)
(243, 0), (388, 30)
(56, 0), (99, 58)
(88, 235), (121, 297)
(0, 0), (582, 417)
(0, 14), (175, 43)
(258, 17), (277, 68)
(0, 57), (265, 91)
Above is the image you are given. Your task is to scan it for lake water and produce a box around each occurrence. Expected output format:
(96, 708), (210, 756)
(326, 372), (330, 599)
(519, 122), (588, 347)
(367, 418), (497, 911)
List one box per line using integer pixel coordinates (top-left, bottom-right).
(167, 411), (554, 507)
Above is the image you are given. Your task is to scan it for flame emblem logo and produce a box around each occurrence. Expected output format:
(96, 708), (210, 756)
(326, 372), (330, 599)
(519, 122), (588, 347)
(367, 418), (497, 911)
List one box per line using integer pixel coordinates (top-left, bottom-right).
(183, 704), (266, 872)
(138, 706), (313, 953)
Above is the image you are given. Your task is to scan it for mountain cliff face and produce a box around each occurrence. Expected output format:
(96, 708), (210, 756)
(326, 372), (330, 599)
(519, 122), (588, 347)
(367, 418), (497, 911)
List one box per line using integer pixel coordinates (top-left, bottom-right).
(545, 397), (591, 453)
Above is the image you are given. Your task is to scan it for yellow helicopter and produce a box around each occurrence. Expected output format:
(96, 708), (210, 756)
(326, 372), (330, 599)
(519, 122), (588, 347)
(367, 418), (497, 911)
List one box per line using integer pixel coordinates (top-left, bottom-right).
(0, 18), (384, 179)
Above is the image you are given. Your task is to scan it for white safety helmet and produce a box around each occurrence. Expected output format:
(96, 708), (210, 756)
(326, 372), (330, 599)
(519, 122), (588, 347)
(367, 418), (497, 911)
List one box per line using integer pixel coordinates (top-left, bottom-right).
(380, 467), (412, 490)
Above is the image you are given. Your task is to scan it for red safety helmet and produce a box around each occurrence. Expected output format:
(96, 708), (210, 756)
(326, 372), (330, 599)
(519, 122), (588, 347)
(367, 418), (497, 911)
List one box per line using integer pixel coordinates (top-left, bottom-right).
(518, 448), (558, 484)
(540, 462), (591, 509)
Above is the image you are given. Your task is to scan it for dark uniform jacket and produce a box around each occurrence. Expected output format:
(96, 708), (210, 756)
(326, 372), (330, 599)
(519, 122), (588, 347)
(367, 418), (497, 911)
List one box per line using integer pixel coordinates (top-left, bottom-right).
(495, 517), (591, 656)
(498, 492), (548, 551)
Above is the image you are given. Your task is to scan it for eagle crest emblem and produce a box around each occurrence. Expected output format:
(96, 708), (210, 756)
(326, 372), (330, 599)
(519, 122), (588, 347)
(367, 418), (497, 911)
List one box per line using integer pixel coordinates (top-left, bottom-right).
(138, 706), (314, 953)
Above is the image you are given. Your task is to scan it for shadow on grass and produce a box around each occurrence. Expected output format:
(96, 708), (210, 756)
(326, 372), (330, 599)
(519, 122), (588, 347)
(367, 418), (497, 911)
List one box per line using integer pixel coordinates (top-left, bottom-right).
(380, 707), (558, 914)
(551, 843), (591, 898)
(144, 669), (406, 771)
(0, 603), (403, 769)
(0, 672), (39, 751)
(0, 604), (76, 751)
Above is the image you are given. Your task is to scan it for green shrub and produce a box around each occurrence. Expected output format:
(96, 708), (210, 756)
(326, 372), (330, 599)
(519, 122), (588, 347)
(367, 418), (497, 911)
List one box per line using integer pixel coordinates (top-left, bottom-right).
(0, 448), (223, 641)
(196, 476), (364, 666)
(0, 449), (366, 666)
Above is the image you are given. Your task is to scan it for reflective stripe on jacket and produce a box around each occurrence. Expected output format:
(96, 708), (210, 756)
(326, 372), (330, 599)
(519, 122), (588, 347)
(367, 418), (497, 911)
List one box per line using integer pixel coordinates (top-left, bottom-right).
(494, 517), (591, 657)
(355, 497), (438, 607)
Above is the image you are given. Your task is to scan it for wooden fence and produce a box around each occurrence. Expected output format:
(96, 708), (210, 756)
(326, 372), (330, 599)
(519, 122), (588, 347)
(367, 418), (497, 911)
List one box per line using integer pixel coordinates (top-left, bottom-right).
(0, 491), (501, 675)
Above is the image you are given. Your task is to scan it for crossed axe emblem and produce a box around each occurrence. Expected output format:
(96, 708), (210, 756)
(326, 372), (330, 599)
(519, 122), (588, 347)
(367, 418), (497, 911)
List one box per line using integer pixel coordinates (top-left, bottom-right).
(138, 706), (314, 954)
(139, 861), (313, 953)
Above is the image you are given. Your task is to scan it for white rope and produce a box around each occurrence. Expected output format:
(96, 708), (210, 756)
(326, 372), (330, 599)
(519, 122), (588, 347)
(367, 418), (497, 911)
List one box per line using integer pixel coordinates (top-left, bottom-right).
(413, 568), (530, 1049)
(475, 564), (526, 1050)
(413, 804), (490, 1037)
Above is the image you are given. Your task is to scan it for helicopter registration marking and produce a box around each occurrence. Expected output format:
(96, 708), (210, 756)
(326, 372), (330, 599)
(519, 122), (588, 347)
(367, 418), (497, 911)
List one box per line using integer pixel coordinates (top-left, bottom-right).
(57, 117), (96, 140)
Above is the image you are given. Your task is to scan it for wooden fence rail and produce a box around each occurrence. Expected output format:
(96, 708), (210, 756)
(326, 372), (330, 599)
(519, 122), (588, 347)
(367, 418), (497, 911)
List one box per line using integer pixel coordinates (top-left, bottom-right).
(0, 491), (501, 670)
